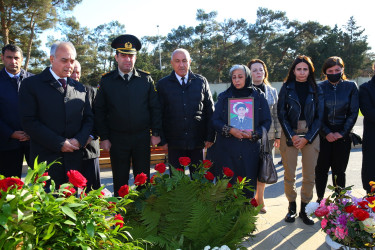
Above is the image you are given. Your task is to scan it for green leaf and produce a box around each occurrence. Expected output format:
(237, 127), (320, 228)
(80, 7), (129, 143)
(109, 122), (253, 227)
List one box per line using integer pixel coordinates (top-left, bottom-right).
(87, 222), (95, 237)
(42, 223), (55, 240)
(61, 205), (77, 221)
(19, 223), (36, 234)
(17, 208), (24, 221)
(0, 214), (9, 228)
(63, 220), (76, 225)
(67, 203), (85, 208)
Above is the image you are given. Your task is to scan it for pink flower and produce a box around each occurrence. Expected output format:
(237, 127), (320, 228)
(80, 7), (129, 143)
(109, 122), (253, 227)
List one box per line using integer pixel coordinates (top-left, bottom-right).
(321, 218), (328, 229)
(334, 227), (348, 240)
(315, 206), (329, 217)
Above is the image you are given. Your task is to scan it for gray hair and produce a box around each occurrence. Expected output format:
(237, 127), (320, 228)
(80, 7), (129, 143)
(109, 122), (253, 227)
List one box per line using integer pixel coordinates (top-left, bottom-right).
(171, 48), (191, 61)
(73, 60), (81, 70)
(50, 41), (77, 58)
(229, 65), (245, 77)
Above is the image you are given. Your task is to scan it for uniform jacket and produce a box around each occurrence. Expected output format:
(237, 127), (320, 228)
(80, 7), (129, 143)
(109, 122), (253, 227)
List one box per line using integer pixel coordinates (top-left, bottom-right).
(156, 70), (214, 150)
(264, 84), (281, 140)
(95, 68), (162, 140)
(0, 68), (33, 151)
(319, 80), (359, 137)
(19, 67), (93, 168)
(230, 116), (252, 130)
(277, 81), (323, 143)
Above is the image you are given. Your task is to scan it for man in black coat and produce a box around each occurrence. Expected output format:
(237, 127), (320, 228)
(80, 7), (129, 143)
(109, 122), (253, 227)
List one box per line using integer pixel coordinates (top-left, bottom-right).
(71, 60), (101, 191)
(95, 34), (162, 196)
(0, 44), (33, 178)
(359, 63), (375, 193)
(19, 42), (93, 188)
(157, 48), (214, 174)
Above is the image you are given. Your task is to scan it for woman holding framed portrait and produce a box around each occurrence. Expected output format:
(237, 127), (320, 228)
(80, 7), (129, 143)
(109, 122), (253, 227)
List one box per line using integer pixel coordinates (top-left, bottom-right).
(207, 65), (271, 199)
(277, 55), (323, 225)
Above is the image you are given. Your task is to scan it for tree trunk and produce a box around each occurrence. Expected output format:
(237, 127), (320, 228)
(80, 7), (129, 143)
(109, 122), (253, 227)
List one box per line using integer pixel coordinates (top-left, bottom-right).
(0, 1), (10, 45)
(24, 15), (35, 71)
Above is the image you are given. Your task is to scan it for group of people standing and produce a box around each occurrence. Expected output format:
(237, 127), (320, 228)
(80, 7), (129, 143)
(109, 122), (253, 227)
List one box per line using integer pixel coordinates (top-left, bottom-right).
(0, 34), (374, 228)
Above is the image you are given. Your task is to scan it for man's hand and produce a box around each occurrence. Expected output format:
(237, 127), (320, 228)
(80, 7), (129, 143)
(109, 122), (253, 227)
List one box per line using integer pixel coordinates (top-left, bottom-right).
(326, 133), (337, 142)
(61, 139), (79, 152)
(69, 138), (81, 148)
(100, 139), (111, 152)
(294, 137), (308, 149)
(205, 141), (213, 149)
(11, 131), (30, 141)
(150, 136), (161, 147)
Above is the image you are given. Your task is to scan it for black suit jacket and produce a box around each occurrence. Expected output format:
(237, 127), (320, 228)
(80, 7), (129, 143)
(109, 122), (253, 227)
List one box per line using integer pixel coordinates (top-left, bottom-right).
(83, 85), (100, 159)
(19, 67), (93, 170)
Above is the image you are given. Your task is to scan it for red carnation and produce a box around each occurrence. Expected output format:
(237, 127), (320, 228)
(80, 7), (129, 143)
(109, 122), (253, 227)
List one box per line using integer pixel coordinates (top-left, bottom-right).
(204, 171), (215, 181)
(353, 208), (370, 221)
(0, 177), (24, 192)
(227, 183), (233, 188)
(34, 172), (49, 186)
(63, 186), (76, 197)
(314, 206), (329, 217)
(155, 163), (167, 174)
(250, 198), (258, 207)
(134, 173), (147, 186)
(67, 170), (87, 188)
(179, 157), (191, 167)
(358, 201), (368, 209)
(344, 205), (357, 213)
(114, 214), (124, 228)
(118, 185), (129, 197)
(202, 160), (213, 169)
(237, 176), (244, 183)
(108, 201), (116, 210)
(223, 167), (234, 178)
(150, 175), (157, 185)
(366, 196), (375, 203)
(176, 168), (184, 172)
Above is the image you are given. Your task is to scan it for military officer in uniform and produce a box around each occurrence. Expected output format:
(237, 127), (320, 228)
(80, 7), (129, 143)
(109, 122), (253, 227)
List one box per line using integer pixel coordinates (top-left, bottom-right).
(230, 103), (253, 130)
(94, 34), (162, 196)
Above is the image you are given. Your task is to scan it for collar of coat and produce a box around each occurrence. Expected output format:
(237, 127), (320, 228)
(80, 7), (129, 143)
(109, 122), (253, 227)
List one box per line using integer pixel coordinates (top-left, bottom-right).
(169, 70), (197, 83)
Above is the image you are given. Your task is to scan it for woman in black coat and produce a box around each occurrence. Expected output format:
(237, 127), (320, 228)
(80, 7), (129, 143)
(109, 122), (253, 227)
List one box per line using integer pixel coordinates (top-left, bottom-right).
(208, 65), (271, 199)
(315, 56), (359, 200)
(359, 63), (375, 193)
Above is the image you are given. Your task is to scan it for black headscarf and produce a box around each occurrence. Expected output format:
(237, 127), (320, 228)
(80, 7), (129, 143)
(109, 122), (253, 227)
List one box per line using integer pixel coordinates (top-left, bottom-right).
(229, 65), (253, 98)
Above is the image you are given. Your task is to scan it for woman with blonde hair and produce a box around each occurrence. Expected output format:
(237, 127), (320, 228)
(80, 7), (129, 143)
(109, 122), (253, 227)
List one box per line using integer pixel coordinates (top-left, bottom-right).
(247, 59), (281, 213)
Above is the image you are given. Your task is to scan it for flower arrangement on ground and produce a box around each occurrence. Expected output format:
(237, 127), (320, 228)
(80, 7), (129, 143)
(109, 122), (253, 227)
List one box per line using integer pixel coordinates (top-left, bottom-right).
(0, 158), (141, 249)
(123, 158), (260, 249)
(306, 182), (375, 249)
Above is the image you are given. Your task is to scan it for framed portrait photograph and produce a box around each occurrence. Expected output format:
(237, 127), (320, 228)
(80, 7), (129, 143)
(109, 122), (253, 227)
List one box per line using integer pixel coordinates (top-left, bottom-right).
(228, 98), (254, 132)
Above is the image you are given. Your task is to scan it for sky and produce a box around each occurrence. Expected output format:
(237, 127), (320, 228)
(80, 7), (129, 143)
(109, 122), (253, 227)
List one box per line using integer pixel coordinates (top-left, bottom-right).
(63, 0), (374, 53)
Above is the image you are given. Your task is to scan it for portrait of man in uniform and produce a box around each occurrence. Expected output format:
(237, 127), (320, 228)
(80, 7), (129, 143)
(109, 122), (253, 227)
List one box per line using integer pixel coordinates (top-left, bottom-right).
(229, 99), (254, 131)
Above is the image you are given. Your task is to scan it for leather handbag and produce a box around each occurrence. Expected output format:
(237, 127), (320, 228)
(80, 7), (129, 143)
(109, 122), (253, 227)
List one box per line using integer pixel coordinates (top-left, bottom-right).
(258, 127), (278, 184)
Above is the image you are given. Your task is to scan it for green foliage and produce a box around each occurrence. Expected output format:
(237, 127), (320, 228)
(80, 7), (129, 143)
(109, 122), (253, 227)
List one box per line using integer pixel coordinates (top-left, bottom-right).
(124, 161), (260, 249)
(0, 159), (140, 249)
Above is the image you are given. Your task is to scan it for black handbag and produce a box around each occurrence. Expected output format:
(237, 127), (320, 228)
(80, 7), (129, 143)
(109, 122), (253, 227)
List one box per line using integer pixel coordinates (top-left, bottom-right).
(258, 127), (278, 184)
(350, 132), (362, 146)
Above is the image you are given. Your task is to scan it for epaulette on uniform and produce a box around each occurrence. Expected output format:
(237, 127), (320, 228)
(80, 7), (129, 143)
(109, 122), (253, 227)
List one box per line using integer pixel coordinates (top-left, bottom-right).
(101, 71), (112, 78)
(137, 69), (151, 75)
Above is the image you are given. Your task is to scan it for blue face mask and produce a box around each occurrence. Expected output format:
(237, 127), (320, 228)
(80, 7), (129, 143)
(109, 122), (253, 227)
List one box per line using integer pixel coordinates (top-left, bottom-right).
(327, 72), (342, 83)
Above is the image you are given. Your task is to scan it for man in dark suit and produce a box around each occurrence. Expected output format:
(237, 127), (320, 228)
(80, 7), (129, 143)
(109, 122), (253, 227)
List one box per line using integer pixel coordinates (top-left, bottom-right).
(157, 48), (214, 175)
(0, 44), (33, 178)
(71, 60), (101, 191)
(19, 41), (93, 188)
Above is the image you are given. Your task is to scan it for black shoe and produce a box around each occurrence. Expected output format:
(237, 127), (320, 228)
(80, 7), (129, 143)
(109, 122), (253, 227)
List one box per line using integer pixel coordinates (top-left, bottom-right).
(285, 201), (297, 223)
(300, 202), (314, 225)
(277, 160), (283, 165)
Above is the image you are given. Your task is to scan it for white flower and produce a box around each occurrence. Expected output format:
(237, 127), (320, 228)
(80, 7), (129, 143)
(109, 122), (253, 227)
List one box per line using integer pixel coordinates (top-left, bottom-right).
(101, 188), (112, 197)
(219, 245), (230, 250)
(305, 202), (320, 216)
(204, 246), (211, 250)
(362, 218), (375, 233)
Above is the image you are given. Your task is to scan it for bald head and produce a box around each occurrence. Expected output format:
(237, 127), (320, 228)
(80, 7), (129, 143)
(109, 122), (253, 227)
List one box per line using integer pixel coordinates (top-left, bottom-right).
(71, 60), (81, 81)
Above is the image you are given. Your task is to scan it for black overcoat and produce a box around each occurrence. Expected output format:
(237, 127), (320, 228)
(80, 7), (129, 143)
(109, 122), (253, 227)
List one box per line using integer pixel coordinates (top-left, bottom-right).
(359, 75), (375, 191)
(19, 67), (93, 185)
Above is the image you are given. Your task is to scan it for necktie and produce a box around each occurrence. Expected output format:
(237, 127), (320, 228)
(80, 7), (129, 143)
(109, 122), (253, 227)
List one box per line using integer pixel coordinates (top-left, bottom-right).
(58, 78), (67, 91)
(181, 77), (185, 86)
(124, 74), (129, 83)
(12, 76), (19, 91)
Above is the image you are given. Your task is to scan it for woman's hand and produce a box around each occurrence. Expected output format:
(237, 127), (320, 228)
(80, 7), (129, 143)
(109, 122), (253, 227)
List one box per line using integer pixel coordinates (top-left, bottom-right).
(294, 137), (308, 149)
(230, 128), (251, 139)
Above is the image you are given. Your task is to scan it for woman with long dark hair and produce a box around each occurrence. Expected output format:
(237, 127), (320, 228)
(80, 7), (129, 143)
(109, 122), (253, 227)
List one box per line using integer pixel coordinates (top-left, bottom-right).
(277, 55), (323, 225)
(315, 56), (359, 200)
(208, 65), (271, 199)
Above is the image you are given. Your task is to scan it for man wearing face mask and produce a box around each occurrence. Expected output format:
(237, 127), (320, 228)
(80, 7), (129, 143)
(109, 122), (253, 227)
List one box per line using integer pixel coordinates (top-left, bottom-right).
(315, 56), (359, 203)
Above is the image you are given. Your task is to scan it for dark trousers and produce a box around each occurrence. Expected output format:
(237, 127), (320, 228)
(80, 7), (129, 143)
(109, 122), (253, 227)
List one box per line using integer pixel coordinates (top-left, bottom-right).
(0, 143), (30, 178)
(110, 130), (150, 196)
(168, 148), (203, 177)
(315, 135), (351, 198)
(82, 158), (101, 191)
